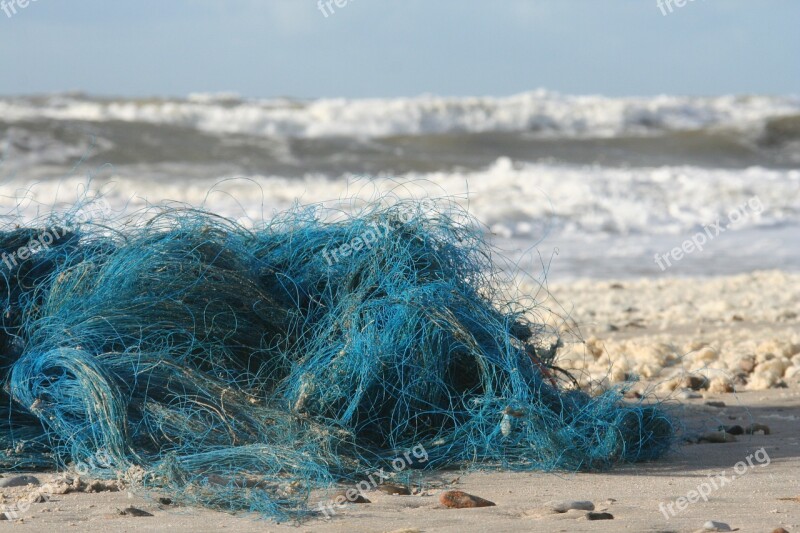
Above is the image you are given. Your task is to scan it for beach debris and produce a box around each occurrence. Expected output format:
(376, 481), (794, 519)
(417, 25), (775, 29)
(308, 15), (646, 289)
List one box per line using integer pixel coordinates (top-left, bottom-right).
(157, 497), (173, 505)
(746, 423), (771, 435)
(439, 490), (495, 508)
(377, 483), (411, 496)
(119, 507), (153, 517)
(586, 511), (614, 520)
(705, 401), (726, 408)
(701, 520), (732, 531)
(678, 389), (703, 400)
(0, 475), (39, 488)
(698, 432), (737, 444)
(548, 500), (595, 513)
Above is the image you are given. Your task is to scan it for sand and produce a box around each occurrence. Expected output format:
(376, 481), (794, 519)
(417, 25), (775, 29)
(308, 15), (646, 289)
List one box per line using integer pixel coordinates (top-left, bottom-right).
(1, 270), (798, 532)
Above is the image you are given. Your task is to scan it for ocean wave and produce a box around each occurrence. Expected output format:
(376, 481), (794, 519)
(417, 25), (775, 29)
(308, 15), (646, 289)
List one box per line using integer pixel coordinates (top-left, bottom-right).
(3, 159), (798, 240)
(1, 91), (799, 140)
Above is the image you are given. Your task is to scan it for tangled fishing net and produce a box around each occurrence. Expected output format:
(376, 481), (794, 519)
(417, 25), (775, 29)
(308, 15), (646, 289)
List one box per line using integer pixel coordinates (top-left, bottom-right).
(0, 196), (672, 520)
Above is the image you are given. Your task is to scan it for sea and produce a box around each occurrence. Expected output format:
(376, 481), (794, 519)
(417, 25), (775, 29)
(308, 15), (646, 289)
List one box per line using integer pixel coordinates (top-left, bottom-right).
(1, 90), (798, 281)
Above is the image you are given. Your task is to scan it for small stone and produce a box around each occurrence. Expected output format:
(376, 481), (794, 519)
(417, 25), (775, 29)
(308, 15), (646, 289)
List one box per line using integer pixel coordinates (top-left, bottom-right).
(772, 528), (789, 533)
(548, 500), (595, 513)
(586, 511), (614, 520)
(29, 493), (48, 503)
(708, 377), (734, 394)
(731, 315), (744, 322)
(685, 375), (707, 391)
(746, 423), (771, 435)
(606, 324), (620, 332)
(702, 520), (732, 531)
(705, 401), (726, 408)
(378, 483), (411, 496)
(333, 489), (371, 504)
(739, 357), (756, 373)
(698, 432), (737, 443)
(678, 389), (702, 400)
(157, 497), (172, 505)
(0, 475), (40, 488)
(732, 373), (749, 386)
(439, 490), (495, 508)
(85, 480), (120, 493)
(609, 283), (624, 290)
(119, 507), (153, 517)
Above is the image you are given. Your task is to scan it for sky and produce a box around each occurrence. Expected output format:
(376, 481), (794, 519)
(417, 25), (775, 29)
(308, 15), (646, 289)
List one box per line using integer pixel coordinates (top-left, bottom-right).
(0, 0), (797, 99)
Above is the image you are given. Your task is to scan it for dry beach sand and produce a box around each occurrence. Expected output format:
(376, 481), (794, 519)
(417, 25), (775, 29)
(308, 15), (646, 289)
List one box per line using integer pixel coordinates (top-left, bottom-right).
(1, 270), (798, 533)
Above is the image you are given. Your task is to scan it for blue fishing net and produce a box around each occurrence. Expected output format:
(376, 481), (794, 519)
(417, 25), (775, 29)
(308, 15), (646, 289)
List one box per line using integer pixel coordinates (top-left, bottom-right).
(0, 199), (672, 520)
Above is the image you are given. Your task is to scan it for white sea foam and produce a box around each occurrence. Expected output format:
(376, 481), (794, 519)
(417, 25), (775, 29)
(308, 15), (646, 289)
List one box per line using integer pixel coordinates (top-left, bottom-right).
(3, 159), (798, 278)
(3, 159), (797, 237)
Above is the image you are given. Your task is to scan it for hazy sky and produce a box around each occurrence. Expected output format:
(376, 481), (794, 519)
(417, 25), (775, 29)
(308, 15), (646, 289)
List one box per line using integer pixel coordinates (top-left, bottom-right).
(0, 0), (797, 99)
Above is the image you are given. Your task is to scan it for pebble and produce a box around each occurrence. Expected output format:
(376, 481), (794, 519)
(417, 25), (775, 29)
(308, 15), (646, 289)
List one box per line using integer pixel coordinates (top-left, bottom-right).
(119, 507), (153, 517)
(586, 511), (614, 520)
(378, 483), (411, 496)
(739, 357), (756, 373)
(439, 490), (495, 508)
(705, 401), (726, 408)
(548, 500), (595, 513)
(698, 432), (737, 443)
(702, 520), (732, 531)
(0, 475), (40, 488)
(685, 376), (708, 391)
(772, 528), (789, 533)
(746, 423), (771, 435)
(157, 497), (173, 505)
(678, 390), (703, 400)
